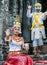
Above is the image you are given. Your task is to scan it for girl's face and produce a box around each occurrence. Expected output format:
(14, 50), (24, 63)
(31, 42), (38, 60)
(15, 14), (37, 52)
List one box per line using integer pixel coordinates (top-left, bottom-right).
(14, 28), (19, 35)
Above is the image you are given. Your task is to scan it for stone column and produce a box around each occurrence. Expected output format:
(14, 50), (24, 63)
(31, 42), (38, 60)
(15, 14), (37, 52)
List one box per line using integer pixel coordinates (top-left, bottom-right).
(0, 0), (4, 64)
(4, 0), (9, 27)
(1, 0), (9, 61)
(20, 0), (23, 18)
(13, 0), (23, 17)
(22, 0), (31, 42)
(12, 0), (23, 29)
(13, 0), (18, 16)
(0, 15), (3, 64)
(1, 0), (9, 40)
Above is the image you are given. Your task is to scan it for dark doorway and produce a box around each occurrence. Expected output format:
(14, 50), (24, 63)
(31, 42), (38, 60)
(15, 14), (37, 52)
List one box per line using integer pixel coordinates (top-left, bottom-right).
(22, 0), (32, 43)
(22, 0), (33, 54)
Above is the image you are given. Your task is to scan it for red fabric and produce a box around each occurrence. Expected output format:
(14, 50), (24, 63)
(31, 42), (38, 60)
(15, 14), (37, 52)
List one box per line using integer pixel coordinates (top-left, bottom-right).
(4, 54), (33, 65)
(34, 60), (47, 65)
(34, 60), (47, 64)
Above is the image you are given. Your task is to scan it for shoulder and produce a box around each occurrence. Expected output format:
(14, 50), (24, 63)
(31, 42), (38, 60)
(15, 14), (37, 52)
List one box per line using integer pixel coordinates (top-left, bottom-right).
(33, 12), (37, 16)
(31, 12), (34, 15)
(11, 35), (15, 39)
(40, 12), (44, 15)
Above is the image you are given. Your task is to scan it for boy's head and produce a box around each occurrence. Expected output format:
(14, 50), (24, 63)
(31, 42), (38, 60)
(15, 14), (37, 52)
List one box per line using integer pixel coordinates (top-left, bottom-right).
(35, 3), (42, 12)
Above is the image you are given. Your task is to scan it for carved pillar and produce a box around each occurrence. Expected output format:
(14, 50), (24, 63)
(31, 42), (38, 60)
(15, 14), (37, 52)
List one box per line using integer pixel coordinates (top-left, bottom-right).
(0, 0), (4, 63)
(1, 0), (9, 61)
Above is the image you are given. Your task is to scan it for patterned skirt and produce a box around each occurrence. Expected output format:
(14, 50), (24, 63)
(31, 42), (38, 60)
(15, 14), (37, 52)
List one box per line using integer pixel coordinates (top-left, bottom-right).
(4, 51), (33, 65)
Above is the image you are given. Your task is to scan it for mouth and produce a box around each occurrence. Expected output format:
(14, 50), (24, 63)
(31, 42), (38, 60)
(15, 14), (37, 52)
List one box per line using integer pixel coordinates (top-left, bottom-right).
(15, 32), (19, 34)
(36, 9), (40, 12)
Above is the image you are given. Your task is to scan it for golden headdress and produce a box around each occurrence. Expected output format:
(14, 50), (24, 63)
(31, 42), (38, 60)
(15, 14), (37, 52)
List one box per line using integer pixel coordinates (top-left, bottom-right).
(12, 15), (21, 33)
(13, 15), (21, 28)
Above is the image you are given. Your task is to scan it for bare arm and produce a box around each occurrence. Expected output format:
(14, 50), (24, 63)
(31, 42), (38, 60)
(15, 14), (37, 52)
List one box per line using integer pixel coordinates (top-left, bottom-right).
(5, 36), (12, 45)
(19, 37), (26, 49)
(42, 11), (47, 20)
(27, 5), (33, 18)
(5, 36), (12, 42)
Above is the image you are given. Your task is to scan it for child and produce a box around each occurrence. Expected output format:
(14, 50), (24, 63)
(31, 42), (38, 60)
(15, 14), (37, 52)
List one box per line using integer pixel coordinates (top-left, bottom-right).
(27, 3), (47, 56)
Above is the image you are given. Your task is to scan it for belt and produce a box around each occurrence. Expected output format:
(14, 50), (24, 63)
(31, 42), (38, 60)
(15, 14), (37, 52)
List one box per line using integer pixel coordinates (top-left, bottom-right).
(8, 51), (22, 56)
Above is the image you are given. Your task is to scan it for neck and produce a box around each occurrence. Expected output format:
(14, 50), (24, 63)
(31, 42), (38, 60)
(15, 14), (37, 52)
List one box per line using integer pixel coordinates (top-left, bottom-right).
(35, 10), (40, 13)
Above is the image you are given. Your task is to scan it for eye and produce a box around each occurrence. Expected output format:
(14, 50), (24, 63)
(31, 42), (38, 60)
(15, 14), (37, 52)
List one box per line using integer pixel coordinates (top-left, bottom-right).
(38, 6), (40, 8)
(36, 6), (38, 8)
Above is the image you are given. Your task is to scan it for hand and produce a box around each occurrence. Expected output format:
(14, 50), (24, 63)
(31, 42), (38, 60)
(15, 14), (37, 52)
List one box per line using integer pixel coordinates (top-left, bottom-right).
(28, 5), (32, 10)
(45, 10), (47, 16)
(5, 29), (10, 36)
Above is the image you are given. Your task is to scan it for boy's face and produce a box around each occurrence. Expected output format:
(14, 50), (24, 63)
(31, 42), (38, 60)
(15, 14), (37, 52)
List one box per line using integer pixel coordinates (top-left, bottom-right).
(35, 6), (41, 12)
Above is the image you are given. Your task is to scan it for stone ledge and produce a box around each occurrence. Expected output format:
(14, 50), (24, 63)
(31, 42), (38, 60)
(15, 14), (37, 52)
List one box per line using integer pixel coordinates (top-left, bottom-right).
(30, 54), (47, 60)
